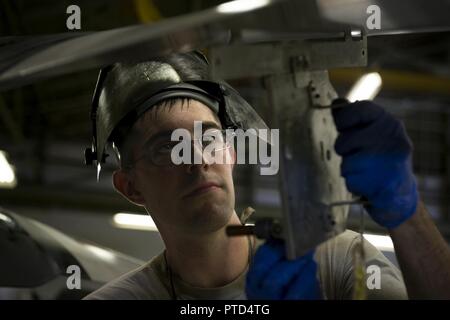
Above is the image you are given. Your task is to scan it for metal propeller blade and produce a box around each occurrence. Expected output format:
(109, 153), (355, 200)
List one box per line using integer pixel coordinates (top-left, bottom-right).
(1, 0), (450, 91)
(0, 0), (290, 91)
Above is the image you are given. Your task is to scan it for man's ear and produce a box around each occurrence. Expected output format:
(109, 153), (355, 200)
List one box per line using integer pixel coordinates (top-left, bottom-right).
(112, 169), (146, 206)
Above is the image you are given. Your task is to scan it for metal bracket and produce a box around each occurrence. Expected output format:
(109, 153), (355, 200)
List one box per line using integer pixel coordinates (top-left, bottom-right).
(210, 31), (367, 80)
(210, 32), (367, 259)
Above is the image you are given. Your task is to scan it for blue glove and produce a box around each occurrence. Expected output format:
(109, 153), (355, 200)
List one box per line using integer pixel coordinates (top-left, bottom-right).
(246, 240), (322, 300)
(332, 100), (418, 229)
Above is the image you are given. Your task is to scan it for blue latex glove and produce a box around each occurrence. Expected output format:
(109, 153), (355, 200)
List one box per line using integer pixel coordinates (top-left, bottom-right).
(332, 100), (418, 229)
(246, 240), (322, 300)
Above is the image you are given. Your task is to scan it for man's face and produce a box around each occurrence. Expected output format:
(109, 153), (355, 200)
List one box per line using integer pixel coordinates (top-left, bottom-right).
(123, 100), (236, 234)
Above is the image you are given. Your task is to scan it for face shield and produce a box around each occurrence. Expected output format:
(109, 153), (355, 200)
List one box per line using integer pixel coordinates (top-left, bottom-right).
(84, 52), (271, 179)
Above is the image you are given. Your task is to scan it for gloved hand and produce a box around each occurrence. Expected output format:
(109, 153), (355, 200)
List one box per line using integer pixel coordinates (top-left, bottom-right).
(332, 100), (418, 229)
(246, 239), (322, 300)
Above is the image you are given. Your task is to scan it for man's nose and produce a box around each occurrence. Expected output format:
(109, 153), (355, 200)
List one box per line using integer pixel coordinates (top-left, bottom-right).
(185, 141), (210, 173)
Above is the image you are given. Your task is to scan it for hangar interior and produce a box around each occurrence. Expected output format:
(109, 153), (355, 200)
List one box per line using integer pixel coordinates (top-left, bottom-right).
(1, 0), (450, 299)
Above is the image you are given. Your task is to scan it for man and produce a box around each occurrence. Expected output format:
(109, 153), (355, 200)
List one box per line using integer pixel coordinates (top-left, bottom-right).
(84, 52), (450, 300)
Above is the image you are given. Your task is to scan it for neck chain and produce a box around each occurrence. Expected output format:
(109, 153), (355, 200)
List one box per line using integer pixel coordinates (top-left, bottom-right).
(163, 236), (254, 300)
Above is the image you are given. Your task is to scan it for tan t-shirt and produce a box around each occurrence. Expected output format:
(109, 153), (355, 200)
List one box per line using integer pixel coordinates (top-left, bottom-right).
(84, 230), (407, 300)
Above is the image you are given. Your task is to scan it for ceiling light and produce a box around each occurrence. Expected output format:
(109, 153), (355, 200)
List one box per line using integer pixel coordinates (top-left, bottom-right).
(217, 0), (272, 14)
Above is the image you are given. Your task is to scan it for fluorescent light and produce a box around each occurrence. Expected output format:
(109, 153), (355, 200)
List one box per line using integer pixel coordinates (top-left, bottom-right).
(363, 233), (394, 250)
(217, 0), (271, 14)
(346, 72), (382, 102)
(112, 213), (158, 231)
(0, 151), (17, 189)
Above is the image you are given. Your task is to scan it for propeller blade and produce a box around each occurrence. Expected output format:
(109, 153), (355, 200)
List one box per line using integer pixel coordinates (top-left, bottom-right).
(1, 0), (449, 90)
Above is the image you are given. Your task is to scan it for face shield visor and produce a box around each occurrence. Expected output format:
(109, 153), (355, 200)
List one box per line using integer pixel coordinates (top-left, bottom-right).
(85, 53), (272, 179)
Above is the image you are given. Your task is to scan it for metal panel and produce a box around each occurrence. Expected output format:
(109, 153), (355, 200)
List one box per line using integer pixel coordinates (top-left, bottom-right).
(211, 35), (363, 258)
(210, 35), (367, 79)
(266, 71), (349, 258)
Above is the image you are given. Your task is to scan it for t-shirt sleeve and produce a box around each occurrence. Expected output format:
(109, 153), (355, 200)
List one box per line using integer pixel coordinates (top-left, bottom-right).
(316, 230), (408, 300)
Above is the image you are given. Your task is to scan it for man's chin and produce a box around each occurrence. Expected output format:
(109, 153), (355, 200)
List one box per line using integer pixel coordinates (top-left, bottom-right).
(182, 200), (234, 233)
(183, 187), (226, 207)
